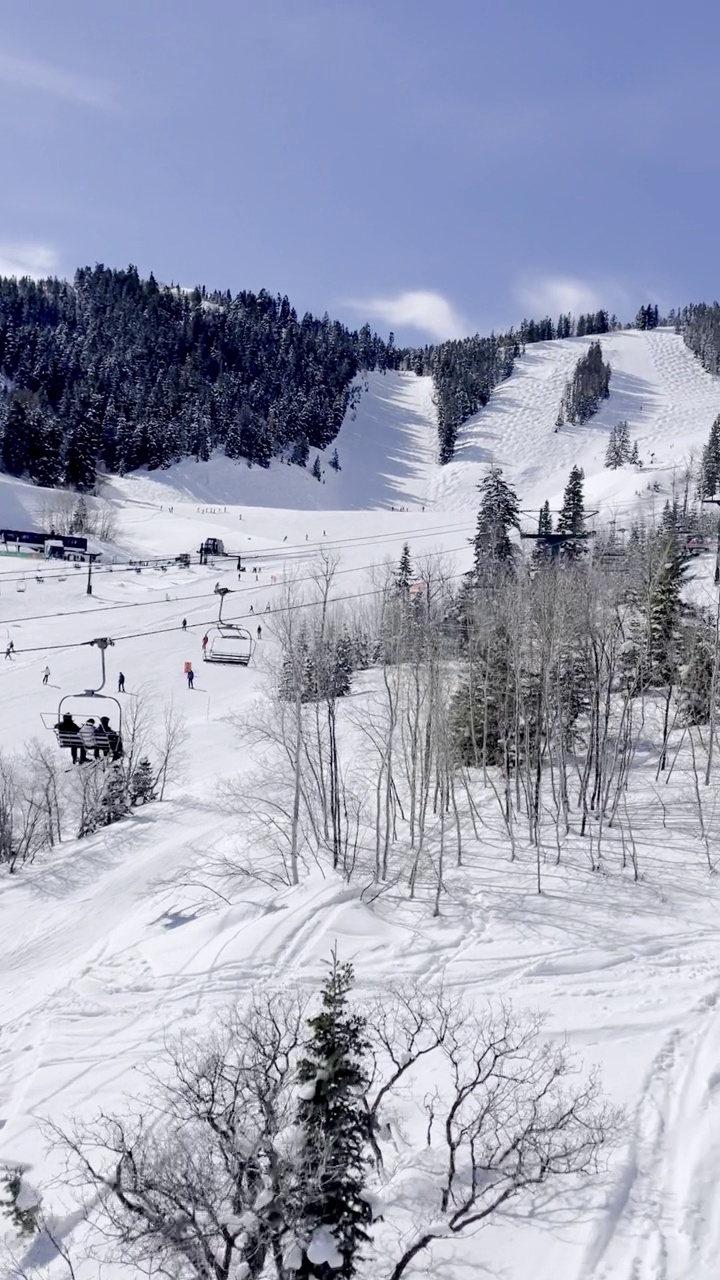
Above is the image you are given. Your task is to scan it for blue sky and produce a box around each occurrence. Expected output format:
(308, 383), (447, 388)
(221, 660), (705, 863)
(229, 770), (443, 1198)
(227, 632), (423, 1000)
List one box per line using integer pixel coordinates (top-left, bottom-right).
(1, 0), (718, 343)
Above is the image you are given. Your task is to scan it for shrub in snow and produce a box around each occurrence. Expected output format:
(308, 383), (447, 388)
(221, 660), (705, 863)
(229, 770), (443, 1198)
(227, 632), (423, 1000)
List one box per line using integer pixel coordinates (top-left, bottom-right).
(1, 1168), (40, 1236)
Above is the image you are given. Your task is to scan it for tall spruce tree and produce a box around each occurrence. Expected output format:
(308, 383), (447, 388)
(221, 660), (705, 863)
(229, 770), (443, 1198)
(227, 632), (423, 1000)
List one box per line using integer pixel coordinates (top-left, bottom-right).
(294, 955), (370, 1280)
(472, 466), (520, 583)
(605, 421), (630, 469)
(647, 524), (688, 684)
(1, 395), (31, 476)
(557, 465), (587, 559)
(537, 500), (552, 536)
(395, 542), (413, 597)
(701, 413), (720, 498)
(532, 500), (553, 565)
(560, 341), (611, 425)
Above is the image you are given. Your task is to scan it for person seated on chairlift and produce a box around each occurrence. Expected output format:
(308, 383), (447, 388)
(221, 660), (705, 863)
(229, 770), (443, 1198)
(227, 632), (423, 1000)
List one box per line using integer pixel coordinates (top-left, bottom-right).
(94, 719), (110, 757)
(55, 712), (85, 764)
(99, 715), (122, 759)
(80, 718), (101, 759)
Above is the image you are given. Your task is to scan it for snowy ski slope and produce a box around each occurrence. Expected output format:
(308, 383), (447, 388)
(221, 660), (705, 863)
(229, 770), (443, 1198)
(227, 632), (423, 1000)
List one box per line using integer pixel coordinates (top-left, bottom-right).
(1, 327), (720, 1279)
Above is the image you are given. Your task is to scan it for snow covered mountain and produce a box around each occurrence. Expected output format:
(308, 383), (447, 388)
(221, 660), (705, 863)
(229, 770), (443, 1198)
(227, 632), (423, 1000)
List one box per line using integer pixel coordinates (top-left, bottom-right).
(1, 326), (720, 1280)
(103, 326), (720, 525)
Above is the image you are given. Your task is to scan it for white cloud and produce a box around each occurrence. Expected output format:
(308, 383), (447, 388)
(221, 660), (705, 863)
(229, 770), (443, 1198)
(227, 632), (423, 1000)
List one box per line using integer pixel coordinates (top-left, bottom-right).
(0, 52), (116, 109)
(515, 275), (608, 318)
(0, 243), (60, 279)
(350, 290), (467, 341)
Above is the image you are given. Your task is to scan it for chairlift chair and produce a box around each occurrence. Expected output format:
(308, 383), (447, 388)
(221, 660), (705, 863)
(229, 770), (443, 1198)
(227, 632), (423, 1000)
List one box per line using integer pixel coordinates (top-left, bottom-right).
(203, 625), (254, 666)
(43, 638), (123, 757)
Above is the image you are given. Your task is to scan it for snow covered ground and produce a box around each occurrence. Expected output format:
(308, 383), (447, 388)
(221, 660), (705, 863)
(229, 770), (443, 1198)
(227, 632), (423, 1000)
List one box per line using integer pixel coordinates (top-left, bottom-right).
(2, 327), (720, 1279)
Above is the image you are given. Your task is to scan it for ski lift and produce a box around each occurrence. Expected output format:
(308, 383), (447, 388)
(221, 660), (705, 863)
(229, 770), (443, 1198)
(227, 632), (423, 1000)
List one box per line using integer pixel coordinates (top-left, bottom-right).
(686, 536), (711, 557)
(16, 578), (26, 593)
(203, 624), (254, 666)
(42, 638), (123, 758)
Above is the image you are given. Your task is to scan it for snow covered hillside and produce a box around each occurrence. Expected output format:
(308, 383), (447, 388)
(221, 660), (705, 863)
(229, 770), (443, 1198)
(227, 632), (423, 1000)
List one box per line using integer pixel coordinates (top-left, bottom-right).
(1, 327), (720, 1280)
(429, 326), (720, 516)
(107, 327), (720, 528)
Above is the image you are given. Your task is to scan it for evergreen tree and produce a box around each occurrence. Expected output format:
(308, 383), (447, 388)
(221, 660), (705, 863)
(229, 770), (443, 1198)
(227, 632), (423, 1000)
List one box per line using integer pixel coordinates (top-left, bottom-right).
(328, 448), (341, 472)
(130, 758), (157, 806)
(532, 500), (553, 565)
(560, 342), (611, 425)
(294, 954), (371, 1280)
(64, 421), (96, 491)
(701, 413), (720, 498)
(557, 466), (587, 559)
(605, 421), (630, 468)
(291, 434), (311, 467)
(628, 439), (641, 467)
(449, 622), (517, 769)
(0, 1169), (39, 1237)
(101, 766), (130, 826)
(1, 395), (31, 476)
(647, 528), (688, 683)
(678, 615), (716, 725)
(537, 500), (552, 536)
(471, 466), (520, 582)
(331, 631), (354, 699)
(635, 303), (660, 331)
(395, 542), (413, 596)
(311, 455), (322, 481)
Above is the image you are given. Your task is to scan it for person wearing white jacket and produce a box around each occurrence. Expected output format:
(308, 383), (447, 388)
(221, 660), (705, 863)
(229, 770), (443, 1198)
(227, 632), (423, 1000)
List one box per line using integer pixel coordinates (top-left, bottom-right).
(80, 719), (100, 759)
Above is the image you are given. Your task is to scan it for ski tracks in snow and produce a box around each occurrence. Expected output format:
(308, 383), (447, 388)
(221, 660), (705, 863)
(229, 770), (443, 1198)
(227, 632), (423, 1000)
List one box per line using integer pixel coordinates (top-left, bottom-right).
(582, 983), (720, 1280)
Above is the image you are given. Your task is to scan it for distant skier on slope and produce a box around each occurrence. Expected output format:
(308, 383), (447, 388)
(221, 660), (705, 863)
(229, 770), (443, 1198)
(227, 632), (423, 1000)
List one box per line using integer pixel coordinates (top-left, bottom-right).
(5, 641), (14, 660)
(187, 667), (195, 689)
(42, 666), (50, 685)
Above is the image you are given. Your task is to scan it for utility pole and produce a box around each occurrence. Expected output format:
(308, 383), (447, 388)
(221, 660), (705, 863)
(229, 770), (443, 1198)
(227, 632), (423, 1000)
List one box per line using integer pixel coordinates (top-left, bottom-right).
(86, 555), (93, 595)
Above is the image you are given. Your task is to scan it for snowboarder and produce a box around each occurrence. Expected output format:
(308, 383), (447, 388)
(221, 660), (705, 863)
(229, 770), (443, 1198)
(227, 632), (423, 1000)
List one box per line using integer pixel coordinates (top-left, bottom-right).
(4, 641), (14, 660)
(187, 667), (195, 689)
(118, 672), (126, 693)
(42, 666), (50, 685)
(256, 625), (262, 640)
(182, 618), (187, 631)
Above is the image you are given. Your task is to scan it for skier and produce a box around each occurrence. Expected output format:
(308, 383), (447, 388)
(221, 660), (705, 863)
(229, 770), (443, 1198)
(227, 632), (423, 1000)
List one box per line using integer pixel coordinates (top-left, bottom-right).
(4, 641), (14, 660)
(202, 633), (209, 653)
(187, 667), (195, 689)
(256, 625), (262, 640)
(118, 672), (126, 693)
(249, 604), (254, 614)
(182, 618), (187, 631)
(265, 602), (271, 612)
(42, 666), (50, 685)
